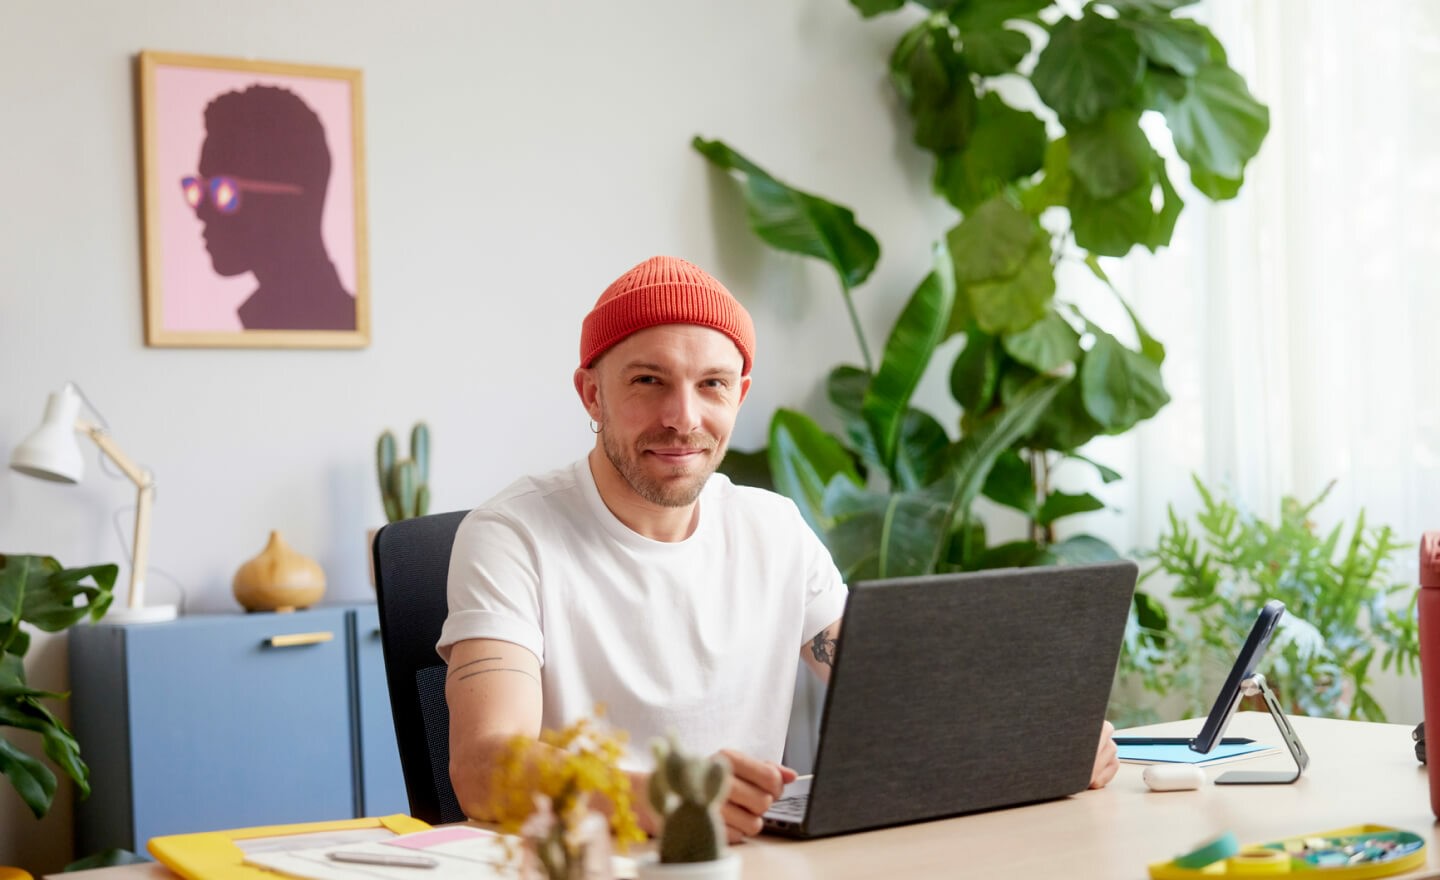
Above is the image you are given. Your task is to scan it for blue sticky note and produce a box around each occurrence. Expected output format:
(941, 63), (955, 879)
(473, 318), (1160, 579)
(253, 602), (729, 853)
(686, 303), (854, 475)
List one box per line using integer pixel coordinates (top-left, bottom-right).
(1116, 740), (1272, 765)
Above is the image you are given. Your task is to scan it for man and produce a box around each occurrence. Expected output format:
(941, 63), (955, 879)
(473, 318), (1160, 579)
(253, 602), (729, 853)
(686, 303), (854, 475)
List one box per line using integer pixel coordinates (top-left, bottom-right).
(438, 256), (1118, 843)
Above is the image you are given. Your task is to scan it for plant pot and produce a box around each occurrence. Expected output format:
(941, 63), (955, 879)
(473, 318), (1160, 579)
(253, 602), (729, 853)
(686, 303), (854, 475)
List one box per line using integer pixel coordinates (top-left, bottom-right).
(635, 852), (740, 880)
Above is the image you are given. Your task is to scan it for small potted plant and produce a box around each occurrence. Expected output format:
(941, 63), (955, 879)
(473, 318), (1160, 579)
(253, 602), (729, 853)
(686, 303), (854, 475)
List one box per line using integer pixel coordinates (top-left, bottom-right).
(638, 735), (740, 880)
(491, 714), (645, 880)
(370, 421), (431, 585)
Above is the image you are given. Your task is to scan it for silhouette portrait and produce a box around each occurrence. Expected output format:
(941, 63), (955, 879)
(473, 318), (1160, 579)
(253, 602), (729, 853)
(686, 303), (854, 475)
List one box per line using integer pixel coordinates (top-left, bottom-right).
(140, 52), (369, 348)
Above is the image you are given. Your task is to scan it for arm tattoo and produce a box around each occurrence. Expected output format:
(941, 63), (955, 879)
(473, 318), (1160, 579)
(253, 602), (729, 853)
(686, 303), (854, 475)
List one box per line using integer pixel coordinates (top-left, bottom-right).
(447, 656), (501, 678)
(809, 628), (838, 667)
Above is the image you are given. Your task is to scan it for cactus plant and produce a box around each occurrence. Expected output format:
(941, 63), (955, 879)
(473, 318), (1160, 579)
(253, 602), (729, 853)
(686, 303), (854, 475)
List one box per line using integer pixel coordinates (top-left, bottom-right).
(647, 735), (731, 864)
(376, 422), (430, 523)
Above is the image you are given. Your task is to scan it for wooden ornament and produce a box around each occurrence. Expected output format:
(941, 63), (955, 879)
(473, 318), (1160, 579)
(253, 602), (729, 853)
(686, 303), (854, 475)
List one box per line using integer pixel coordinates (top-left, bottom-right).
(233, 530), (326, 613)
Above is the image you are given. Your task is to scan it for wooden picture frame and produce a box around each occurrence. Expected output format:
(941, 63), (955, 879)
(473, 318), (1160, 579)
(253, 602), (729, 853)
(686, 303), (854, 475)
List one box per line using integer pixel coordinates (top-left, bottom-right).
(137, 51), (369, 348)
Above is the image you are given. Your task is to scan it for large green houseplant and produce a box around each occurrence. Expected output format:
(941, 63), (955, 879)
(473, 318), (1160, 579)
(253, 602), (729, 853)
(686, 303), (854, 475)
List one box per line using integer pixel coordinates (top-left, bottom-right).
(0, 554), (116, 819)
(696, 0), (1268, 584)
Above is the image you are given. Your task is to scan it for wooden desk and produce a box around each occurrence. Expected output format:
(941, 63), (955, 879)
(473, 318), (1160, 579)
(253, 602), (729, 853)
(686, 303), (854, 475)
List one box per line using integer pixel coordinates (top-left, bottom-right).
(53, 712), (1436, 880)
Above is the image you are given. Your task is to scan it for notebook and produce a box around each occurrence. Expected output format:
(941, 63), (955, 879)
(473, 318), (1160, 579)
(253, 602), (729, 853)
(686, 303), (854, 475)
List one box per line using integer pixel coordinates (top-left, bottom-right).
(764, 560), (1137, 839)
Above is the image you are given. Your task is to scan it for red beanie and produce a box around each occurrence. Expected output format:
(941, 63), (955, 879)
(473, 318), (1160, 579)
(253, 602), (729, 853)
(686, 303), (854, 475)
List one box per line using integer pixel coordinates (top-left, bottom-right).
(579, 256), (756, 376)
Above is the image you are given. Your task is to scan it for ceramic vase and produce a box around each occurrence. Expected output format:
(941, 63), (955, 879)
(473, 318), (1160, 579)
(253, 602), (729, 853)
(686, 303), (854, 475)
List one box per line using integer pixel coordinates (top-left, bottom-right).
(233, 530), (326, 612)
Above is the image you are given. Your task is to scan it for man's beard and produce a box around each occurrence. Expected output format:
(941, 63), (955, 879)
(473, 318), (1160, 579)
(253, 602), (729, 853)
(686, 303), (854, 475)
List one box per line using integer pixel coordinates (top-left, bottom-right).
(601, 426), (722, 508)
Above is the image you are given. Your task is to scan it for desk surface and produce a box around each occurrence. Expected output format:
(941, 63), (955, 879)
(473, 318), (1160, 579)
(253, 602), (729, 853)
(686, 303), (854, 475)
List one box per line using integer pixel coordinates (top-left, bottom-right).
(55, 712), (1436, 880)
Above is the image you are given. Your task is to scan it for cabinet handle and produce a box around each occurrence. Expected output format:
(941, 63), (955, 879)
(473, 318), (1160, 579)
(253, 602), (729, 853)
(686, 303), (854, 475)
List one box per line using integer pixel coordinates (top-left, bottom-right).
(266, 631), (334, 648)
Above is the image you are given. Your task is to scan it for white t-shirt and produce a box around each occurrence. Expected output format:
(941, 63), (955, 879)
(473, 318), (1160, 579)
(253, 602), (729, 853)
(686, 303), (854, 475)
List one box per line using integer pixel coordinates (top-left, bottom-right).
(437, 458), (847, 769)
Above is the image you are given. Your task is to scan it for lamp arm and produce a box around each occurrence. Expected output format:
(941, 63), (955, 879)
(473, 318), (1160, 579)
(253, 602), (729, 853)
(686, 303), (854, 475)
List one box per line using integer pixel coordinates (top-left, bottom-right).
(76, 419), (154, 610)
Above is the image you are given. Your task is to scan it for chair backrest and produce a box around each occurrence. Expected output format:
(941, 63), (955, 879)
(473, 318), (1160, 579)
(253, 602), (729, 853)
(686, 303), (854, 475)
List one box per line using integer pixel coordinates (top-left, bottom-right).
(372, 509), (470, 824)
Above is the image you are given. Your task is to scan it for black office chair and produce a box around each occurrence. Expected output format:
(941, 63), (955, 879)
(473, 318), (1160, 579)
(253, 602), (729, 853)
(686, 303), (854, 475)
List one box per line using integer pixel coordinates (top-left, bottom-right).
(372, 509), (470, 824)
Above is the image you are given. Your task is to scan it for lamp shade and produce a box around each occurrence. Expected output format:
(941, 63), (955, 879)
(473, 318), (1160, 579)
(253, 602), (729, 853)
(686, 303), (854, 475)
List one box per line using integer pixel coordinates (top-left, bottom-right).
(10, 385), (83, 483)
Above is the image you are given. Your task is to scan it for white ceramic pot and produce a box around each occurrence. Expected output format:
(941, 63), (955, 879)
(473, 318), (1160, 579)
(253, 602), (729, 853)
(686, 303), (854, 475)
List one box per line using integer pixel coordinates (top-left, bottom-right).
(634, 852), (741, 880)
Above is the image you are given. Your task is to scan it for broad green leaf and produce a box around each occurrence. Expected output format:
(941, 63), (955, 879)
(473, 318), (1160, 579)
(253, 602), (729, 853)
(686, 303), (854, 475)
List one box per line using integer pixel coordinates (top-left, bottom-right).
(1150, 158), (1184, 249)
(1079, 326), (1171, 431)
(1018, 137), (1072, 215)
(1038, 491), (1107, 526)
(960, 27), (1031, 77)
(934, 94), (1047, 212)
(950, 0), (1050, 25)
(970, 540), (1053, 570)
(822, 478), (952, 580)
(1027, 375), (1106, 451)
(1049, 534), (1122, 564)
(768, 409), (861, 536)
(1068, 107), (1157, 200)
(693, 138), (881, 289)
(1133, 589), (1170, 633)
(863, 244), (956, 472)
(1122, 17), (1212, 76)
(895, 409), (953, 491)
(827, 365), (883, 474)
(966, 239), (1056, 333)
(945, 374), (1065, 532)
(20, 563), (117, 632)
(981, 449), (1036, 516)
(1067, 451), (1123, 484)
(1189, 166), (1244, 200)
(850, 0), (905, 17)
(1, 734), (57, 819)
(948, 195), (1037, 284)
(891, 18), (978, 153)
(1070, 176), (1156, 257)
(717, 447), (774, 492)
(1031, 12), (1145, 124)
(950, 327), (1000, 411)
(1154, 64), (1269, 181)
(1002, 309), (1081, 372)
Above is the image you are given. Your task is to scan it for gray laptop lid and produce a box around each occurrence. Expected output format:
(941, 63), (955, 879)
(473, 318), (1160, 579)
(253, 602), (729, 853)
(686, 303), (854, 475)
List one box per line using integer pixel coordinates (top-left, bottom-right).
(796, 560), (1137, 838)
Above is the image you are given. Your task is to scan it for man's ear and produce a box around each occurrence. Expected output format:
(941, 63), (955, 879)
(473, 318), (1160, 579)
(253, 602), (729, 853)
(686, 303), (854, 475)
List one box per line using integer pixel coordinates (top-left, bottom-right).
(738, 374), (752, 407)
(574, 366), (602, 421)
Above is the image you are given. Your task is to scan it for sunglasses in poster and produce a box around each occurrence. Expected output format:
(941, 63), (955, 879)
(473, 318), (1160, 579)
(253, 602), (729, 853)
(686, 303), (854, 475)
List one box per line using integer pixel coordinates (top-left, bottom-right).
(180, 174), (304, 215)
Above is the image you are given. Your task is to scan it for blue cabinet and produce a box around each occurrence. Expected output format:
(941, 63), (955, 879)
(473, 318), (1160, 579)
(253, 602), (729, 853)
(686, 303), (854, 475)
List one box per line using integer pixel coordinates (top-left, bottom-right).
(69, 605), (408, 855)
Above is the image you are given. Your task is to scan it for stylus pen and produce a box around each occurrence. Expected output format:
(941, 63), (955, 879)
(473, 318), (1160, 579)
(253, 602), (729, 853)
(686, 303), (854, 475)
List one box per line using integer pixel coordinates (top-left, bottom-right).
(327, 850), (438, 869)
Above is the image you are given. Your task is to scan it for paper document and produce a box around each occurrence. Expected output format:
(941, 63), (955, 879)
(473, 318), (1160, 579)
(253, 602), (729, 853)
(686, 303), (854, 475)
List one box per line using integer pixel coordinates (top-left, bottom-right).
(1116, 740), (1277, 766)
(244, 826), (515, 880)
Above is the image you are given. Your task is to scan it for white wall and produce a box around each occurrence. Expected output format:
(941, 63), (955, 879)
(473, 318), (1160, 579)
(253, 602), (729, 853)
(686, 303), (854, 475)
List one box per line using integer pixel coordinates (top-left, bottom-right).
(0, 0), (952, 870)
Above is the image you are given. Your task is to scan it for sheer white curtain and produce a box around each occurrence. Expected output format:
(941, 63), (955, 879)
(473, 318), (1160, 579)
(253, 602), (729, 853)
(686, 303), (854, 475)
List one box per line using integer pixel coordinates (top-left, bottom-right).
(1114, 0), (1440, 721)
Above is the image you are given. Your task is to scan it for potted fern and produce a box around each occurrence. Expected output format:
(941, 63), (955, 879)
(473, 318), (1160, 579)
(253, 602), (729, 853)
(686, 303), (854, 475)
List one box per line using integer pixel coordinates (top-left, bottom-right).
(637, 736), (738, 880)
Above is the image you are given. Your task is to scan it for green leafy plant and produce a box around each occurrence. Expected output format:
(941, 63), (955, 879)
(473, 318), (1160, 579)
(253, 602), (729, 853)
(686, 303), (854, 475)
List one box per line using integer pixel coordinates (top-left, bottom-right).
(0, 554), (116, 819)
(1118, 477), (1419, 725)
(695, 0), (1267, 580)
(376, 422), (431, 523)
(647, 734), (731, 865)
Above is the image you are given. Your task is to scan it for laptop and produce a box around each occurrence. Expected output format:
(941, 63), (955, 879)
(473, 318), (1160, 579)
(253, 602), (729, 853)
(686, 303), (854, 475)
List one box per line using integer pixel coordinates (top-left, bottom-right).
(763, 560), (1137, 838)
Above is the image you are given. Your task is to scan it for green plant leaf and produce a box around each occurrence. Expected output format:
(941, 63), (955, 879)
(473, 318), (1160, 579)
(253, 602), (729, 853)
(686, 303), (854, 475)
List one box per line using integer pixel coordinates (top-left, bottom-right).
(895, 409), (953, 491)
(945, 373), (1065, 528)
(951, 0), (1051, 25)
(981, 449), (1036, 516)
(1106, 0), (1201, 13)
(1154, 63), (1269, 181)
(1001, 309), (1081, 372)
(717, 447), (774, 491)
(1018, 136), (1072, 216)
(849, 0), (905, 17)
(827, 365), (883, 474)
(1068, 107), (1157, 200)
(966, 239), (1057, 333)
(961, 26), (1031, 77)
(1026, 373), (1105, 452)
(0, 734), (57, 819)
(863, 244), (956, 473)
(950, 326), (1000, 412)
(949, 196), (1037, 284)
(0, 556), (116, 634)
(1121, 17), (1213, 76)
(969, 540), (1053, 570)
(768, 409), (862, 536)
(1079, 325), (1170, 431)
(1189, 166), (1245, 200)
(1031, 12), (1145, 124)
(1067, 452), (1123, 484)
(1049, 534), (1123, 564)
(822, 478), (952, 580)
(1150, 158), (1184, 249)
(1070, 176), (1156, 258)
(1037, 491), (1107, 526)
(933, 93), (1047, 212)
(693, 137), (881, 289)
(891, 18), (978, 153)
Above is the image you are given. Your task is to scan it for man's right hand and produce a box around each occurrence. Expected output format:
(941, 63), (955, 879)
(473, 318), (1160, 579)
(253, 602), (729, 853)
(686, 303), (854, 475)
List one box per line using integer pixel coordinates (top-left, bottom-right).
(713, 749), (797, 844)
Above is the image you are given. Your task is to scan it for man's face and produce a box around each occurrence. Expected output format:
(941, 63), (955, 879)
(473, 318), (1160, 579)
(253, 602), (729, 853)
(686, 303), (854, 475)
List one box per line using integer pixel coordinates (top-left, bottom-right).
(584, 324), (751, 508)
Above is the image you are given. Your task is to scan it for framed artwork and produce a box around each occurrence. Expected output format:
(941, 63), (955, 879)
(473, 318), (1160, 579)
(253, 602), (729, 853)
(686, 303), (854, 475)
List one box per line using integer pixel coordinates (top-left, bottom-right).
(137, 51), (369, 348)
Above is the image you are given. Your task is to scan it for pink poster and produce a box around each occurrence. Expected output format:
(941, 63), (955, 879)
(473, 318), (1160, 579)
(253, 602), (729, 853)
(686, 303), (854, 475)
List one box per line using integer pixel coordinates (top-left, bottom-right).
(139, 52), (369, 348)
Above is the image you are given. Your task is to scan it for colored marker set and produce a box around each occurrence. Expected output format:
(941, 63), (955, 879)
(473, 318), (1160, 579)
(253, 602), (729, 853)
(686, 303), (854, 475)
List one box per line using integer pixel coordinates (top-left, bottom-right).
(1149, 825), (1426, 878)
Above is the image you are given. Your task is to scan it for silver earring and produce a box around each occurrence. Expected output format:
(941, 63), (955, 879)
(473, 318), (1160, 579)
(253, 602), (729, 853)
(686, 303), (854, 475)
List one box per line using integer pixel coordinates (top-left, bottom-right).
(589, 419), (601, 434)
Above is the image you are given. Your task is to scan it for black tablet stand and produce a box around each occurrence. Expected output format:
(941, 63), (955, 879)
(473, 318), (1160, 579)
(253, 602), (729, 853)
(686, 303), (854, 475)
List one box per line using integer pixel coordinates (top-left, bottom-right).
(1214, 673), (1310, 785)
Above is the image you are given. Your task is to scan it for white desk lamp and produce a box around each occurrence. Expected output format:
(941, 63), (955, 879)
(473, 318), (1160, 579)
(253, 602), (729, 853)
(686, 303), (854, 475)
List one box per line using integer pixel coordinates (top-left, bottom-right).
(10, 383), (177, 623)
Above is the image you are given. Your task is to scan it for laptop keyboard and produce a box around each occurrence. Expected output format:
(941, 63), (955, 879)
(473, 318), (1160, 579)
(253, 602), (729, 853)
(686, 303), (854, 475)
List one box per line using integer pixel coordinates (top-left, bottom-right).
(767, 792), (808, 821)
